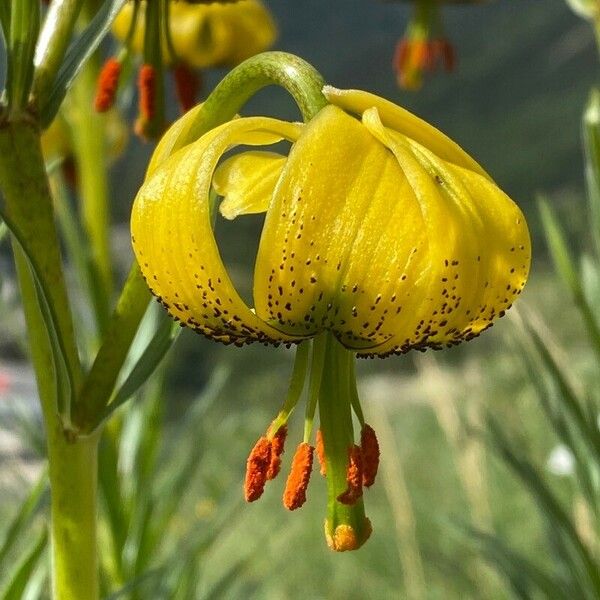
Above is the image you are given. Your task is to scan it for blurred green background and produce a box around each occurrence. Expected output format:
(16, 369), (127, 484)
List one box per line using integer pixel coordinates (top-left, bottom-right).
(1, 0), (600, 598)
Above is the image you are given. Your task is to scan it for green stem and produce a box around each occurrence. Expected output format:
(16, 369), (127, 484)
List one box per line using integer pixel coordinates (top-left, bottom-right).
(33, 0), (85, 102)
(7, 0), (40, 115)
(68, 53), (113, 332)
(48, 430), (100, 600)
(0, 118), (82, 393)
(13, 240), (100, 600)
(140, 0), (166, 138)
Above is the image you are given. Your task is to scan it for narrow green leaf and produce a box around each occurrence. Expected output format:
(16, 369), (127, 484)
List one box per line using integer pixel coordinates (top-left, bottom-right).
(539, 196), (600, 361)
(510, 324), (598, 513)
(0, 1), (11, 43)
(98, 427), (129, 574)
(73, 263), (151, 433)
(0, 221), (8, 243)
(583, 87), (600, 259)
(487, 417), (600, 592)
(0, 472), (48, 569)
(40, 0), (127, 126)
(105, 313), (180, 419)
(525, 321), (600, 460)
(539, 196), (581, 296)
(1, 530), (47, 600)
(470, 528), (569, 599)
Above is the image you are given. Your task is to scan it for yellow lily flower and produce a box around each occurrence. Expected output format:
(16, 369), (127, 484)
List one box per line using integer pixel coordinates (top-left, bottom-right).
(131, 86), (530, 551)
(112, 0), (277, 69)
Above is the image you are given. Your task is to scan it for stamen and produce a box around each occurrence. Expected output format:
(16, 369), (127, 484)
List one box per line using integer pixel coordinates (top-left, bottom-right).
(315, 429), (326, 476)
(94, 58), (121, 112)
(337, 445), (363, 505)
(137, 64), (156, 122)
(266, 425), (287, 480)
(283, 443), (314, 510)
(173, 64), (201, 113)
(244, 436), (272, 502)
(360, 424), (380, 488)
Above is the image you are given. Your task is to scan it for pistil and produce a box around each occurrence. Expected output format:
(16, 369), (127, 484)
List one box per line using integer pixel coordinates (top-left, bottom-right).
(317, 333), (371, 551)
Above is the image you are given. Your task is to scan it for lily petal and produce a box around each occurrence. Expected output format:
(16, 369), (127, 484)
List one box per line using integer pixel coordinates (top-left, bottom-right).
(254, 105), (431, 348)
(214, 151), (286, 220)
(359, 107), (530, 356)
(132, 116), (304, 346)
(323, 86), (489, 179)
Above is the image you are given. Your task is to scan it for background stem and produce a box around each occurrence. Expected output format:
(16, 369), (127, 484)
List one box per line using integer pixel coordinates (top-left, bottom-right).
(69, 54), (113, 332)
(33, 0), (85, 101)
(47, 430), (100, 600)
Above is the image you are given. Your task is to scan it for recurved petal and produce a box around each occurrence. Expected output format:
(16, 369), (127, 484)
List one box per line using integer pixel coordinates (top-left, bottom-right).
(323, 86), (489, 179)
(213, 151), (286, 220)
(132, 116), (304, 346)
(147, 104), (205, 176)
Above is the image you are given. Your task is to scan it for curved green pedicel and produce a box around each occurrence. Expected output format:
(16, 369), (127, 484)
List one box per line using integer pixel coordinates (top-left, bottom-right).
(147, 51), (328, 173)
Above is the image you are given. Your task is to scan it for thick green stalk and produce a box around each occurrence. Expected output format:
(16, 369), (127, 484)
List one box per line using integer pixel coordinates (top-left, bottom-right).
(69, 54), (113, 331)
(33, 0), (85, 101)
(0, 118), (82, 396)
(47, 430), (100, 600)
(13, 242), (100, 600)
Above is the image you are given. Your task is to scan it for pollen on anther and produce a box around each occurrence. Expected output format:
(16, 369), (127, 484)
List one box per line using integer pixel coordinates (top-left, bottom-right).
(94, 57), (121, 112)
(361, 425), (380, 488)
(266, 426), (287, 480)
(138, 64), (156, 121)
(315, 429), (327, 476)
(337, 445), (363, 505)
(283, 443), (314, 510)
(244, 436), (272, 502)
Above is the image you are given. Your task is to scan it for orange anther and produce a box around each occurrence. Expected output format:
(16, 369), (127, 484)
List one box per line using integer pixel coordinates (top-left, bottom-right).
(266, 425), (287, 480)
(137, 64), (156, 121)
(315, 429), (327, 476)
(94, 58), (121, 112)
(337, 445), (363, 505)
(361, 424), (380, 488)
(244, 436), (272, 502)
(393, 39), (410, 71)
(412, 40), (430, 70)
(173, 64), (201, 113)
(283, 443), (314, 510)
